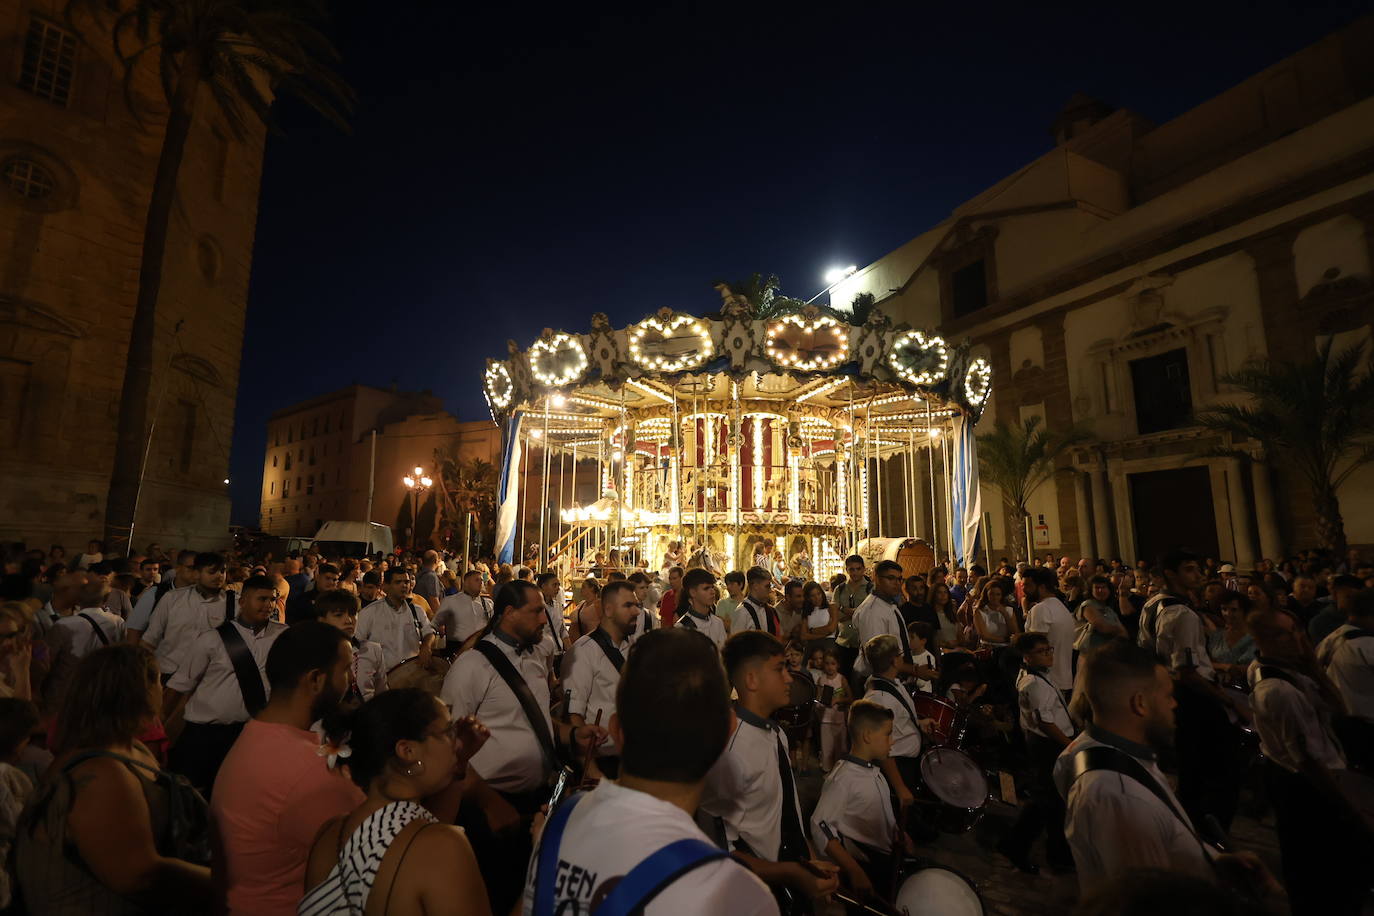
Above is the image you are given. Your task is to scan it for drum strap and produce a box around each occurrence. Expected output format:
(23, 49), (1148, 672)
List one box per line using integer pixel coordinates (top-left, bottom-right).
(79, 612), (111, 647)
(474, 640), (560, 771)
(533, 791), (727, 916)
(871, 679), (920, 732)
(216, 619), (268, 716)
(588, 627), (625, 672)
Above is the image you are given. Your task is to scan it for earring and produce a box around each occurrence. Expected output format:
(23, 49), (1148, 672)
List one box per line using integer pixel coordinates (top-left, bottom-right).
(414, 760), (425, 771)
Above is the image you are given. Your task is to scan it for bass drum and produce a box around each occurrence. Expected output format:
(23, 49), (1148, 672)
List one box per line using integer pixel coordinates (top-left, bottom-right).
(919, 747), (988, 833)
(772, 673), (817, 731)
(387, 655), (451, 695)
(895, 864), (984, 916)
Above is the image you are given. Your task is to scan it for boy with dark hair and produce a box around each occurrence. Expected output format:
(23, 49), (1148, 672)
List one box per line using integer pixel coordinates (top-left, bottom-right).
(676, 567), (728, 649)
(809, 699), (911, 901)
(314, 588), (388, 702)
(717, 570), (747, 632)
(525, 629), (775, 914)
(861, 635), (932, 818)
(732, 567), (782, 637)
(699, 631), (839, 906)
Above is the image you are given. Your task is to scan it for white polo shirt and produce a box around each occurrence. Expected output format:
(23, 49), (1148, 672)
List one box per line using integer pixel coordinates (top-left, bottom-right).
(1017, 668), (1075, 739)
(565, 630), (629, 756)
(355, 598), (435, 670)
(433, 592), (492, 644)
(53, 609), (126, 658)
(1325, 629), (1374, 723)
(852, 592), (906, 678)
(522, 780), (775, 916)
(167, 620), (285, 725)
(675, 608), (727, 649)
(1053, 726), (1213, 893)
(863, 677), (922, 759)
(698, 707), (802, 862)
(1155, 601), (1215, 682)
(142, 587), (233, 675)
(1247, 658), (1346, 773)
(350, 638), (388, 701)
(809, 756), (896, 863)
(442, 631), (553, 793)
(1026, 596), (1074, 690)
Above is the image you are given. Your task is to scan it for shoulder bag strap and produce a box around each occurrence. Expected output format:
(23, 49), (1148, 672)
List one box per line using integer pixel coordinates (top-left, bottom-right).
(1343, 628), (1374, 641)
(588, 627), (625, 672)
(216, 620), (269, 715)
(594, 839), (728, 916)
(78, 612), (111, 646)
(870, 679), (919, 730)
(473, 640), (559, 770)
(533, 792), (587, 916)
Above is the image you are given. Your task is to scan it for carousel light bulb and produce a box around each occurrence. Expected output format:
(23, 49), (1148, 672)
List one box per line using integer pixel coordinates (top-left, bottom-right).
(929, 428), (941, 438)
(612, 449), (623, 461)
(550, 393), (566, 408)
(530, 429), (543, 439)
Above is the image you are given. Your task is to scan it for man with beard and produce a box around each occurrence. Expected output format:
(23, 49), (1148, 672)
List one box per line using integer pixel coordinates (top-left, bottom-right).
(1054, 641), (1274, 898)
(210, 621), (362, 915)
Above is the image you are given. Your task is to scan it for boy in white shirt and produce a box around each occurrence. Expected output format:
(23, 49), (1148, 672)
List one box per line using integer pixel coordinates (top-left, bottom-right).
(907, 622), (937, 694)
(809, 700), (914, 902)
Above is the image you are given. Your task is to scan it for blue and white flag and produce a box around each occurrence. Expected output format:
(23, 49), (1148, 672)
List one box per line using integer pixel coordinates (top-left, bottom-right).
(949, 414), (982, 568)
(496, 410), (524, 564)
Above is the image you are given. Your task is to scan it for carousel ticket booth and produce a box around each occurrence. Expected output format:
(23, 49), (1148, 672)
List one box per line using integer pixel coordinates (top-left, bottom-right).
(482, 297), (991, 581)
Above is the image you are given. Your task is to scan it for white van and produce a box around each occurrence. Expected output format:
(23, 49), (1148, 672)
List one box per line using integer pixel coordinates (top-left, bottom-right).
(313, 521), (394, 559)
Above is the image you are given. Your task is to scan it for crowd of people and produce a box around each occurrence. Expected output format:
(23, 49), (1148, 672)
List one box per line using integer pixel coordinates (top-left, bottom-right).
(0, 535), (1371, 915)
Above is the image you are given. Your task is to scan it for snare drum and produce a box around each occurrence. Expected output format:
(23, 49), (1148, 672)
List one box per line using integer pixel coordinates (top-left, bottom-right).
(895, 863), (984, 916)
(772, 673), (817, 732)
(910, 693), (959, 746)
(1222, 685), (1255, 735)
(919, 747), (988, 834)
(387, 655), (451, 695)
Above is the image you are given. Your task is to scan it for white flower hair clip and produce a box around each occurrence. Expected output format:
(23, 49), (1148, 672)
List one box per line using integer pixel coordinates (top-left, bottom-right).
(311, 720), (354, 771)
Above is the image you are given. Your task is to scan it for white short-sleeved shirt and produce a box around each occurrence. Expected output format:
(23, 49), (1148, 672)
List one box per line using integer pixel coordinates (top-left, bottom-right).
(1017, 668), (1075, 739)
(675, 609), (727, 649)
(432, 593), (491, 644)
(54, 609), (126, 658)
(350, 638), (388, 701)
(1325, 629), (1374, 722)
(1155, 602), (1215, 682)
(863, 678), (922, 759)
(731, 598), (776, 636)
(1247, 658), (1346, 773)
(697, 708), (802, 862)
(355, 598), (435, 670)
(1053, 727), (1213, 894)
(852, 593), (906, 678)
(628, 608), (661, 646)
(1026, 597), (1074, 690)
(167, 620), (285, 725)
(565, 631), (628, 755)
(912, 649), (936, 693)
(1316, 623), (1358, 667)
(142, 587), (233, 674)
(441, 632), (553, 793)
(522, 780), (776, 916)
(809, 757), (896, 862)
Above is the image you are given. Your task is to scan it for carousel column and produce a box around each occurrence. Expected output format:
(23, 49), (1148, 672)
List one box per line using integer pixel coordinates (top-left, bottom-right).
(1073, 469), (1097, 561)
(1251, 452), (1283, 563)
(729, 409), (742, 569)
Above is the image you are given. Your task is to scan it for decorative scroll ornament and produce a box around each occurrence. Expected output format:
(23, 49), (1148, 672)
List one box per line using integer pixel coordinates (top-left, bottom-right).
(528, 332), (589, 387)
(964, 357), (992, 406)
(887, 330), (950, 386)
(628, 312), (713, 372)
(765, 313), (849, 371)
(484, 362), (514, 410)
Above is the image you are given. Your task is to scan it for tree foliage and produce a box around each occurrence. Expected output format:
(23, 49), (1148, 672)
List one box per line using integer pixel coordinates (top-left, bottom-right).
(977, 415), (1094, 559)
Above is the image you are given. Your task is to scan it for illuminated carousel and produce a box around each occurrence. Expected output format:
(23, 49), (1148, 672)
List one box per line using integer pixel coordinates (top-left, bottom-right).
(483, 288), (992, 580)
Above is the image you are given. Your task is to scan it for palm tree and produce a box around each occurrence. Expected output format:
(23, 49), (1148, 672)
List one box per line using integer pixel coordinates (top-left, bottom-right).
(433, 449), (499, 559)
(977, 415), (1094, 561)
(1194, 340), (1374, 555)
(77, 0), (353, 551)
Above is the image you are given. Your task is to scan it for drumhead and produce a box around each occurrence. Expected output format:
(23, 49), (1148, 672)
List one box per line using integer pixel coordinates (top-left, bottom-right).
(787, 673), (817, 706)
(920, 748), (987, 809)
(895, 864), (984, 916)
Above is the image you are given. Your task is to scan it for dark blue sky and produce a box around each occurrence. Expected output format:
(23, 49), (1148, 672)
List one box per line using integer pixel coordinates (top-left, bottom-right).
(228, 0), (1372, 525)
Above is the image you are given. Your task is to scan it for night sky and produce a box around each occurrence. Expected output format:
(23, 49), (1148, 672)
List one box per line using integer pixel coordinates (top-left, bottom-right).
(228, 0), (1371, 525)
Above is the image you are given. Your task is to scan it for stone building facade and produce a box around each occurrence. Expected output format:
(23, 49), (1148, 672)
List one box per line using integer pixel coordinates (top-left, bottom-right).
(835, 18), (1374, 564)
(0, 1), (266, 550)
(259, 384), (501, 542)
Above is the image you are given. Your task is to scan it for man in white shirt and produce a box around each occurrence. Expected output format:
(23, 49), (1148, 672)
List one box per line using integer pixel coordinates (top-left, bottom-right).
(355, 567), (434, 670)
(524, 628), (777, 916)
(127, 549), (198, 641)
(566, 580), (639, 775)
(699, 631), (839, 908)
(53, 578), (127, 658)
(1022, 567), (1074, 695)
(141, 552), (235, 677)
(852, 560), (916, 680)
(998, 633), (1075, 874)
(1318, 588), (1374, 770)
(731, 566), (782, 638)
(675, 568), (728, 649)
(163, 575), (286, 794)
(443, 580), (605, 915)
(433, 569), (492, 654)
(1247, 608), (1367, 915)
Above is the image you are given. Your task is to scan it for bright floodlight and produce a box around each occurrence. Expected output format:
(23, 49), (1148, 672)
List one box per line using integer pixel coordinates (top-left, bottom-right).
(223, 478), (230, 485)
(824, 265), (857, 285)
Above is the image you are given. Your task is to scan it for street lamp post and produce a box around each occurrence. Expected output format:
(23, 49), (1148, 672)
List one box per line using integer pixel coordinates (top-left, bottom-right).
(402, 466), (433, 550)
